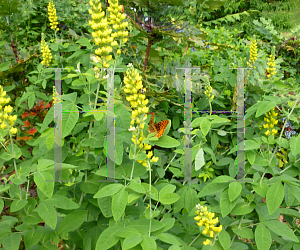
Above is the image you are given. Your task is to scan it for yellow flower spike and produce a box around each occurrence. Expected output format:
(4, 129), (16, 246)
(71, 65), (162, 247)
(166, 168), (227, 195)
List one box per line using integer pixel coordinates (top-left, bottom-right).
(0, 85), (18, 135)
(40, 33), (52, 67)
(263, 107), (278, 136)
(47, 0), (59, 31)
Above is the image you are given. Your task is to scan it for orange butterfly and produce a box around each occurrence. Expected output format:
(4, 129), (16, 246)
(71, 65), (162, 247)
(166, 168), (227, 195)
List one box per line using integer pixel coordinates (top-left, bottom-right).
(148, 112), (169, 138)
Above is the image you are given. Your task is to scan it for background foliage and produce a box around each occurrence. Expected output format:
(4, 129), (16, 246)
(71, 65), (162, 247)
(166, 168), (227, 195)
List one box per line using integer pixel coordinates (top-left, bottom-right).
(0, 0), (300, 249)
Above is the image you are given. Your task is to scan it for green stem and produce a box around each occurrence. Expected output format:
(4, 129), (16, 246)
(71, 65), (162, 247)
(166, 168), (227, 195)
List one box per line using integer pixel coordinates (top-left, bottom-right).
(189, 233), (201, 247)
(148, 160), (152, 237)
(228, 195), (255, 249)
(153, 153), (177, 185)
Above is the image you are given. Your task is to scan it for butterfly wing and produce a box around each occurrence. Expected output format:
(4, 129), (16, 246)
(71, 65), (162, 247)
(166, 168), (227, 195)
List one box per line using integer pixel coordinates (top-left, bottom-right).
(148, 113), (157, 135)
(154, 120), (169, 138)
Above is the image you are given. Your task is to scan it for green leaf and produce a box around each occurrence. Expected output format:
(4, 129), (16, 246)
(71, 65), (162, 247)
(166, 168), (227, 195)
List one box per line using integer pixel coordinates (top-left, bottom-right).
(58, 210), (88, 235)
(115, 139), (123, 165)
(284, 184), (296, 207)
(290, 136), (300, 156)
(197, 182), (228, 198)
(95, 225), (123, 250)
(232, 227), (254, 239)
(245, 140), (261, 150)
(141, 183), (159, 201)
(140, 235), (157, 250)
(24, 229), (43, 249)
(47, 194), (79, 209)
(228, 182), (242, 202)
(286, 184), (300, 203)
(184, 187), (198, 214)
(218, 230), (231, 250)
(220, 189), (238, 217)
(1, 144), (22, 161)
(128, 218), (164, 234)
(93, 183), (124, 199)
(126, 182), (146, 194)
(159, 184), (176, 198)
(256, 205), (280, 222)
(28, 92), (35, 110)
(168, 245), (181, 250)
(152, 218), (175, 235)
(266, 181), (284, 215)
(159, 193), (180, 205)
(41, 241), (60, 250)
(255, 223), (272, 250)
(123, 235), (143, 250)
(34, 171), (54, 198)
(151, 135), (180, 148)
(2, 233), (22, 250)
(262, 220), (299, 242)
(10, 199), (28, 212)
(115, 227), (141, 238)
(0, 198), (4, 214)
(280, 208), (300, 220)
(135, 152), (147, 161)
(200, 118), (211, 136)
(62, 102), (79, 138)
(35, 202), (57, 230)
(230, 201), (254, 215)
(46, 129), (54, 150)
(252, 182), (268, 198)
(255, 101), (276, 118)
(98, 196), (113, 218)
(195, 148), (205, 171)
(112, 187), (128, 221)
(80, 175), (101, 194)
(156, 233), (181, 246)
(212, 175), (233, 183)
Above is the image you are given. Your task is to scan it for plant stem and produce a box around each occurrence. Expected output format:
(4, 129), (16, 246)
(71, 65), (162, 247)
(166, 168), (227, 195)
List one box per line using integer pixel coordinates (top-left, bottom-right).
(148, 161), (152, 237)
(189, 233), (201, 246)
(143, 38), (153, 72)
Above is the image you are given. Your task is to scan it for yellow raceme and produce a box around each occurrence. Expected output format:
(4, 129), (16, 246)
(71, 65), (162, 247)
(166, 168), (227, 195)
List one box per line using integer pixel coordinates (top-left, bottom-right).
(194, 204), (222, 246)
(266, 46), (277, 80)
(41, 33), (52, 67)
(247, 35), (258, 68)
(88, 0), (129, 71)
(263, 107), (278, 136)
(47, 0), (59, 31)
(125, 64), (158, 170)
(204, 75), (214, 102)
(0, 86), (18, 135)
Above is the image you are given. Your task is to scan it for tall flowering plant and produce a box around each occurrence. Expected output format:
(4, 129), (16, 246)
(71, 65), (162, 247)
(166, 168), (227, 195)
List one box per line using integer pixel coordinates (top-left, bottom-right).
(124, 63), (158, 175)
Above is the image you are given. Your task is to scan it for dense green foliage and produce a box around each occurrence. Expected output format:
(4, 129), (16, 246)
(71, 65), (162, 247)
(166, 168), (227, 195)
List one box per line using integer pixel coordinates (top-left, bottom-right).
(0, 0), (300, 249)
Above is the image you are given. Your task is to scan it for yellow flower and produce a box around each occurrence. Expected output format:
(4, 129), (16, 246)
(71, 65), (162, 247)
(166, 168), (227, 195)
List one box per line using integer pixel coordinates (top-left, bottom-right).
(0, 85), (18, 135)
(150, 156), (159, 163)
(147, 151), (153, 159)
(89, 0), (114, 69)
(263, 107), (278, 136)
(125, 63), (153, 171)
(47, 0), (59, 31)
(40, 33), (52, 67)
(247, 35), (258, 68)
(266, 46), (276, 81)
(194, 204), (222, 245)
(203, 239), (212, 246)
(204, 76), (214, 102)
